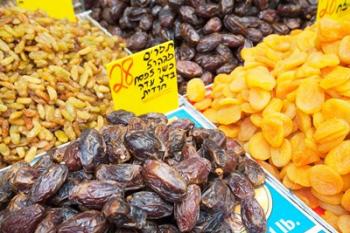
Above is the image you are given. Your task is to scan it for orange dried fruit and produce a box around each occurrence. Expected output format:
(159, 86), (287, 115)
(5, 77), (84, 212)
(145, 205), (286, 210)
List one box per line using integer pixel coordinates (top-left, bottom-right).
(248, 132), (271, 160)
(262, 98), (283, 117)
(250, 113), (263, 127)
(270, 139), (292, 167)
(310, 165), (344, 195)
(296, 78), (325, 114)
(295, 110), (312, 133)
(194, 98), (212, 111)
(339, 35), (350, 65)
(321, 40), (340, 55)
(320, 201), (348, 216)
(248, 88), (271, 111)
(261, 116), (284, 147)
(311, 189), (343, 205)
(229, 67), (247, 92)
(287, 163), (311, 187)
(218, 125), (239, 138)
(341, 189), (350, 212)
(257, 160), (280, 180)
(322, 98), (350, 124)
(314, 118), (349, 144)
(216, 104), (241, 125)
(337, 215), (350, 233)
(283, 175), (303, 190)
(308, 52), (340, 69)
(203, 108), (218, 124)
(294, 188), (319, 209)
(342, 174), (350, 191)
(246, 66), (276, 91)
(322, 211), (340, 231)
(320, 66), (350, 90)
(187, 78), (206, 102)
(325, 140), (350, 175)
(312, 112), (324, 128)
(282, 101), (297, 119)
(238, 118), (258, 142)
(291, 132), (320, 166)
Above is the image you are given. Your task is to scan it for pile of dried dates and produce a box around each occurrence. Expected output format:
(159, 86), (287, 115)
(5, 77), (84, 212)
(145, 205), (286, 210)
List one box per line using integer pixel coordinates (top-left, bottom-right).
(87, 0), (317, 93)
(0, 110), (266, 233)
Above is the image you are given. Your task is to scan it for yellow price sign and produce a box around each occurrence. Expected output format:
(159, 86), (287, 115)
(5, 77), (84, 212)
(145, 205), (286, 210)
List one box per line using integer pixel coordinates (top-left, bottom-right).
(317, 0), (350, 20)
(16, 0), (76, 22)
(106, 41), (179, 115)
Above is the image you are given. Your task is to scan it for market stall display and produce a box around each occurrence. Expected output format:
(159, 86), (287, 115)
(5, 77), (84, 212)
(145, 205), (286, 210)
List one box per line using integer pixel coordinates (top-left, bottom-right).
(86, 0), (317, 93)
(0, 8), (126, 167)
(0, 110), (267, 233)
(187, 16), (350, 231)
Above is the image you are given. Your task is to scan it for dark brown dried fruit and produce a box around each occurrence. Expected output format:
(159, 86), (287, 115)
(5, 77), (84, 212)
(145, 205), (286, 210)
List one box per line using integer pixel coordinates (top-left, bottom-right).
(7, 193), (32, 212)
(102, 197), (130, 225)
(177, 61), (203, 79)
(127, 191), (173, 219)
(79, 129), (106, 172)
(1, 204), (45, 233)
(125, 130), (163, 161)
(30, 164), (68, 203)
(159, 224), (180, 233)
(238, 158), (266, 187)
(203, 17), (222, 34)
(201, 179), (235, 215)
(180, 23), (200, 45)
(107, 110), (135, 125)
(196, 33), (222, 53)
(226, 173), (254, 200)
(35, 208), (78, 233)
(57, 210), (107, 233)
(10, 166), (39, 192)
(69, 180), (123, 210)
(241, 197), (266, 233)
(143, 160), (187, 202)
(95, 164), (144, 190)
(63, 141), (82, 172)
(174, 184), (201, 232)
(175, 156), (211, 185)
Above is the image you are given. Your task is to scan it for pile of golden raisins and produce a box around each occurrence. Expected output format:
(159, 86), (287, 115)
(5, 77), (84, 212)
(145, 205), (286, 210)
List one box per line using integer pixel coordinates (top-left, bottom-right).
(187, 16), (350, 232)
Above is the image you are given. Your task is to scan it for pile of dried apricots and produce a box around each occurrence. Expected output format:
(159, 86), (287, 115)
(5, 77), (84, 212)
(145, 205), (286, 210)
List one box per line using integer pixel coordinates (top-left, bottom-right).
(187, 16), (350, 232)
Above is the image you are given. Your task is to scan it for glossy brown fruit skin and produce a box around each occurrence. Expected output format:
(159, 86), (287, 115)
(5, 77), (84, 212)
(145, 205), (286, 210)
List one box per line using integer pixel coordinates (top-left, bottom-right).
(201, 179), (235, 215)
(175, 157), (211, 185)
(30, 164), (68, 203)
(174, 184), (201, 232)
(35, 207), (78, 233)
(57, 210), (107, 233)
(63, 141), (82, 172)
(7, 193), (32, 212)
(79, 128), (107, 172)
(159, 224), (180, 233)
(101, 125), (130, 164)
(0, 204), (45, 233)
(238, 158), (266, 187)
(127, 191), (173, 219)
(143, 160), (187, 202)
(106, 110), (135, 125)
(102, 197), (130, 226)
(95, 164), (144, 191)
(241, 197), (267, 233)
(226, 172), (255, 200)
(11, 166), (40, 192)
(125, 131), (163, 161)
(69, 180), (123, 210)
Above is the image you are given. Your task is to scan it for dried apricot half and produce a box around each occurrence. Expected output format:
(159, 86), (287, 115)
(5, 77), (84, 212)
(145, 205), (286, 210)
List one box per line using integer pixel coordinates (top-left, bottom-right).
(341, 189), (350, 212)
(325, 140), (350, 175)
(296, 78), (325, 114)
(287, 163), (311, 187)
(310, 165), (344, 195)
(248, 132), (271, 160)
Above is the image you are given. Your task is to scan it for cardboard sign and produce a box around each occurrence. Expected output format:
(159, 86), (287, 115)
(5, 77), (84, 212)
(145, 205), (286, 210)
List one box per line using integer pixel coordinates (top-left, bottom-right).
(16, 0), (76, 21)
(106, 41), (179, 115)
(317, 0), (350, 20)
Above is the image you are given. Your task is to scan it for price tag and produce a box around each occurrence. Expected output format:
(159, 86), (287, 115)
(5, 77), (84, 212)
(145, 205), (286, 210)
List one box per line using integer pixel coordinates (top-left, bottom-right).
(106, 41), (179, 115)
(16, 0), (76, 22)
(317, 0), (350, 20)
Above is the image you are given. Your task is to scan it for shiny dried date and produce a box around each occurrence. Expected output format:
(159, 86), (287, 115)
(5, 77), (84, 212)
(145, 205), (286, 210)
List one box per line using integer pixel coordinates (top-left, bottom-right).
(69, 180), (123, 210)
(127, 191), (173, 219)
(174, 184), (201, 232)
(30, 164), (68, 203)
(63, 141), (82, 172)
(241, 197), (266, 233)
(176, 61), (203, 79)
(226, 172), (254, 200)
(143, 160), (187, 202)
